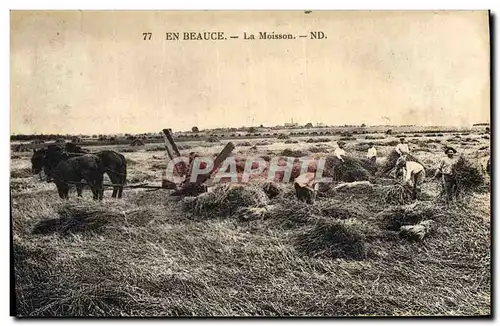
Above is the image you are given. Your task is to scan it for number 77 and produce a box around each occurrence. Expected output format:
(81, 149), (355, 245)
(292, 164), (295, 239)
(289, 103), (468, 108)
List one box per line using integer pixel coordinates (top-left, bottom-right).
(142, 32), (152, 40)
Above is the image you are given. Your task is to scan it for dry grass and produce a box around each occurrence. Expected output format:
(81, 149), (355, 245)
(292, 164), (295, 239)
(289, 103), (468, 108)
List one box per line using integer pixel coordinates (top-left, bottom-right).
(11, 134), (491, 317)
(11, 167), (33, 179)
(182, 183), (269, 218)
(454, 156), (485, 196)
(329, 157), (373, 183)
(280, 148), (308, 157)
(295, 218), (367, 259)
(381, 184), (414, 205)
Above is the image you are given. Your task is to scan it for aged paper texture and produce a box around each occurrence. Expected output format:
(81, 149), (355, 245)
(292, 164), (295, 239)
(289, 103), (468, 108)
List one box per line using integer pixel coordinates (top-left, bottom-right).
(10, 11), (491, 317)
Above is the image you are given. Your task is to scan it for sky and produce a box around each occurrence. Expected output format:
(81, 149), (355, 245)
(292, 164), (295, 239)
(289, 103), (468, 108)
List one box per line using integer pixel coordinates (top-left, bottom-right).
(10, 10), (490, 134)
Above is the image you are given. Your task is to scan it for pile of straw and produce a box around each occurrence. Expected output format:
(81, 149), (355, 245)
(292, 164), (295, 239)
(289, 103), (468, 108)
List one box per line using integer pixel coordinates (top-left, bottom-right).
(453, 156), (484, 196)
(32, 202), (126, 234)
(281, 148), (309, 157)
(295, 218), (366, 260)
(331, 157), (373, 183)
(380, 183), (414, 205)
(183, 183), (269, 218)
(399, 220), (437, 241)
(377, 202), (442, 231)
(380, 150), (422, 176)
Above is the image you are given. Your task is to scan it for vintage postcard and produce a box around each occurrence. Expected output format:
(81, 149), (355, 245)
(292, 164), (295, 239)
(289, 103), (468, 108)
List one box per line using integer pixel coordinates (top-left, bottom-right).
(10, 10), (491, 317)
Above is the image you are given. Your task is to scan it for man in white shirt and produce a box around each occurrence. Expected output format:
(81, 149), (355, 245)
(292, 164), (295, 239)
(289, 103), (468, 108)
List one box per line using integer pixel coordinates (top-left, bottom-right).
(335, 141), (346, 162)
(433, 146), (458, 203)
(395, 137), (410, 156)
(366, 142), (377, 164)
(294, 172), (319, 204)
(395, 155), (426, 200)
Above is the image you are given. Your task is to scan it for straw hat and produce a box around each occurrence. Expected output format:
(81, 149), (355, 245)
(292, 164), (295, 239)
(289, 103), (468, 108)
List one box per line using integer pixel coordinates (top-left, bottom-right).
(445, 146), (457, 154)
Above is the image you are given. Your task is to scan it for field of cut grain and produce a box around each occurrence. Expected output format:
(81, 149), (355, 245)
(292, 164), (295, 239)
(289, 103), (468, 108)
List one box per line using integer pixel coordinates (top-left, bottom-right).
(10, 132), (491, 316)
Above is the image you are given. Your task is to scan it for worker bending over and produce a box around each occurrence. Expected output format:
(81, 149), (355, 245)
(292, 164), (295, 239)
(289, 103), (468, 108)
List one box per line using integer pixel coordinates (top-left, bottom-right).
(395, 154), (426, 200)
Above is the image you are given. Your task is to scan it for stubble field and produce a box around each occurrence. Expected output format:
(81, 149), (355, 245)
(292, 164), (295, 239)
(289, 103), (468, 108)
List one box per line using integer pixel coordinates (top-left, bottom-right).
(10, 131), (491, 316)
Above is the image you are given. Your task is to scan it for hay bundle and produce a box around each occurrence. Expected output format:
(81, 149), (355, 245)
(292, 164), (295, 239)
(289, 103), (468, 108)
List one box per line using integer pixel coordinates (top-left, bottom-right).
(281, 148), (308, 157)
(206, 136), (220, 143)
(380, 150), (422, 175)
(378, 202), (442, 231)
(129, 139), (145, 146)
(33, 203), (125, 234)
(295, 218), (366, 259)
(265, 196), (319, 227)
(326, 181), (373, 197)
(57, 203), (125, 233)
(333, 181), (373, 192)
(380, 183), (414, 205)
(358, 158), (378, 174)
(234, 206), (273, 221)
(306, 137), (330, 143)
(399, 220), (437, 241)
(183, 183), (269, 218)
(330, 156), (373, 183)
(453, 156), (484, 196)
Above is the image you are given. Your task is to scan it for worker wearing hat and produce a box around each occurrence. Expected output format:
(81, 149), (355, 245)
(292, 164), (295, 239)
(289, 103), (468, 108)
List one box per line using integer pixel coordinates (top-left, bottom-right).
(366, 142), (377, 164)
(395, 137), (410, 156)
(433, 146), (458, 203)
(335, 141), (347, 162)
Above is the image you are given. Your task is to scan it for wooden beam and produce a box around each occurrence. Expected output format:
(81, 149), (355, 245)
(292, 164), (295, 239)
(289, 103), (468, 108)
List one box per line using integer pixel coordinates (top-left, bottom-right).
(162, 128), (177, 160)
(162, 128), (181, 157)
(192, 142), (236, 186)
(161, 128), (187, 177)
(212, 142), (236, 172)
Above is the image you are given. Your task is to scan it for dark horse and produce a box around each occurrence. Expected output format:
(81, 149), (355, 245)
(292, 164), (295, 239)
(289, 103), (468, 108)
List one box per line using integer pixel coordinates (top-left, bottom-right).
(95, 150), (127, 198)
(31, 144), (127, 198)
(51, 154), (104, 200)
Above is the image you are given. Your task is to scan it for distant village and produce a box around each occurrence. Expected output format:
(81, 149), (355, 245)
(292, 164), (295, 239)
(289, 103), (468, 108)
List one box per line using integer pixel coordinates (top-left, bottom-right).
(11, 120), (490, 146)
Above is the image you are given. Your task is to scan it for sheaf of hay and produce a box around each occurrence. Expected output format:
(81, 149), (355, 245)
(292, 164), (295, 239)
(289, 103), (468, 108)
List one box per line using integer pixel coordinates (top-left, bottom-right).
(329, 156), (373, 183)
(380, 150), (423, 175)
(376, 202), (446, 231)
(380, 183), (414, 205)
(453, 156), (484, 196)
(281, 148), (309, 158)
(182, 183), (269, 218)
(295, 218), (367, 260)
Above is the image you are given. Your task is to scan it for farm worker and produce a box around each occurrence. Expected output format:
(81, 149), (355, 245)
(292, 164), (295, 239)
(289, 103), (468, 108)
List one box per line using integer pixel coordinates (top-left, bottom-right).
(294, 172), (319, 204)
(395, 155), (426, 200)
(366, 143), (377, 164)
(433, 146), (458, 203)
(335, 141), (346, 162)
(395, 137), (410, 156)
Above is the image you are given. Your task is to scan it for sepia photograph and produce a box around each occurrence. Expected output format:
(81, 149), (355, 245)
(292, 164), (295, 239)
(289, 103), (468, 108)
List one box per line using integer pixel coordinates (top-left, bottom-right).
(10, 10), (491, 317)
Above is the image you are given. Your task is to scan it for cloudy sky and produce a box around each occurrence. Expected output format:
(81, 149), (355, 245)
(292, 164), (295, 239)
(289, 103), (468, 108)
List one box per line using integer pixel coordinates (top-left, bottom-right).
(11, 11), (490, 134)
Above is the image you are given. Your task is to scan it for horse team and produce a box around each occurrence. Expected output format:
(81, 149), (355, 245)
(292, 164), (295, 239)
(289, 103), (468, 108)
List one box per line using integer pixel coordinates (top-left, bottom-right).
(31, 143), (127, 200)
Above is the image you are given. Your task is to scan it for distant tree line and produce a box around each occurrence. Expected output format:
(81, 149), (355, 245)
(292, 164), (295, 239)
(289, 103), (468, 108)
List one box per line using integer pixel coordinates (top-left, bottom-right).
(11, 134), (73, 141)
(11, 132), (164, 142)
